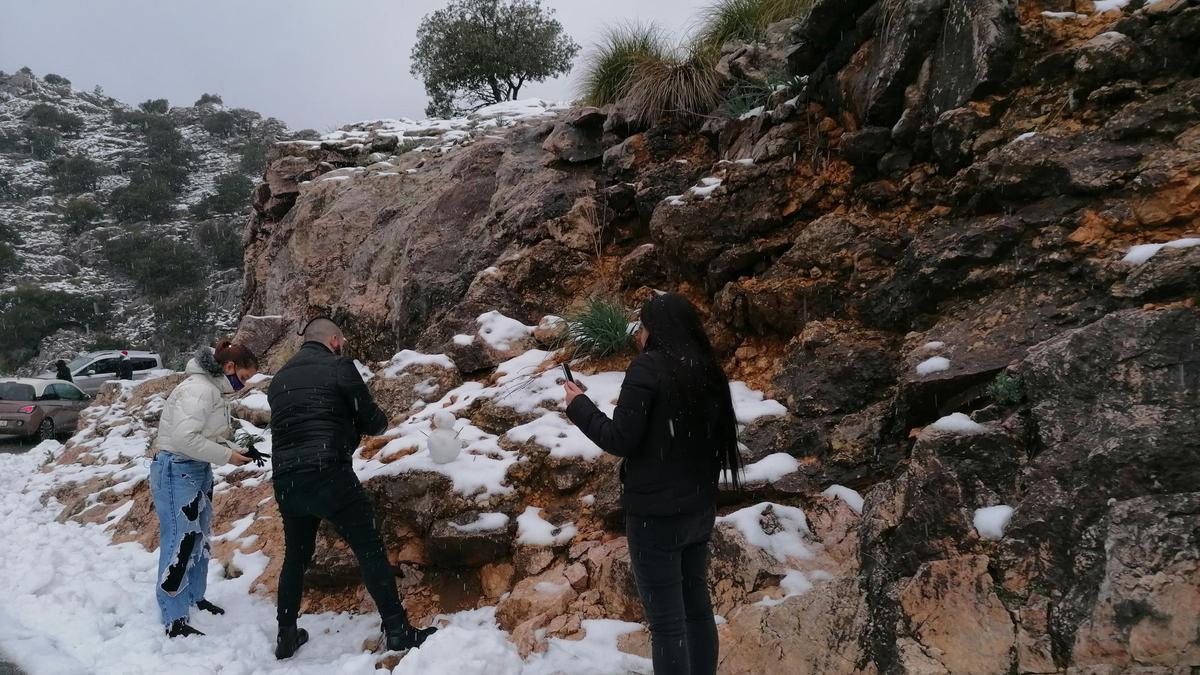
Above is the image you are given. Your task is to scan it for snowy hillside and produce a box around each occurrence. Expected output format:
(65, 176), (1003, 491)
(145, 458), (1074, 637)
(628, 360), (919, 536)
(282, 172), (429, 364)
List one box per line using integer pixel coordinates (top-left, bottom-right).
(0, 67), (293, 372)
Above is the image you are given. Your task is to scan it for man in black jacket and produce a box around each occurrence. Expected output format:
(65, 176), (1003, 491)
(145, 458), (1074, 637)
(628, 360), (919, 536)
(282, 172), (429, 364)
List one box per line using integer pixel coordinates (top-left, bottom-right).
(268, 318), (435, 659)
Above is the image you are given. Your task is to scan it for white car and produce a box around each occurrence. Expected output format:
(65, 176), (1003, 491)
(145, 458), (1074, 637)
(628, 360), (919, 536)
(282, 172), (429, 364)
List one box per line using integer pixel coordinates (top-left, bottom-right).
(41, 350), (164, 395)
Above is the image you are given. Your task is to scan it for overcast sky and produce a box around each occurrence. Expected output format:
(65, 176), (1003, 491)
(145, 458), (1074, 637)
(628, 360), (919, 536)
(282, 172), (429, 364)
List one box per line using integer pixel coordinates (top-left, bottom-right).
(0, 0), (709, 131)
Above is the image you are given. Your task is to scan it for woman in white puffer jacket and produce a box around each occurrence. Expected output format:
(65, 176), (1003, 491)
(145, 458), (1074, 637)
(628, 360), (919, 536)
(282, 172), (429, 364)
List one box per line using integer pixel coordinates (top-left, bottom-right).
(150, 340), (258, 638)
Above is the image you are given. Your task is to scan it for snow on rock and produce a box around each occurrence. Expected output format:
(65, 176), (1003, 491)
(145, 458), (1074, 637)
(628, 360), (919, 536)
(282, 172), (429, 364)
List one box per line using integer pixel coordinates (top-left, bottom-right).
(689, 177), (722, 199)
(756, 569), (835, 607)
(506, 413), (605, 460)
(452, 512), (511, 534)
(1093, 0), (1132, 11)
(717, 502), (816, 562)
(477, 311), (534, 353)
(729, 382), (788, 425)
(727, 452), (800, 484)
(973, 505), (1015, 540)
(236, 390), (271, 412)
(821, 485), (865, 514)
(928, 412), (987, 435)
(380, 349), (457, 378)
(1121, 238), (1200, 265)
(916, 356), (951, 376)
(516, 506), (577, 546)
(921, 340), (946, 351)
(390, 609), (650, 675)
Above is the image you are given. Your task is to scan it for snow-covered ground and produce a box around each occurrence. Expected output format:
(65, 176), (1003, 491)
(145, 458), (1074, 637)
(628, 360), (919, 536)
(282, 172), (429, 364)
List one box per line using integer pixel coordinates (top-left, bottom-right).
(0, 310), (805, 674)
(0, 445), (650, 674)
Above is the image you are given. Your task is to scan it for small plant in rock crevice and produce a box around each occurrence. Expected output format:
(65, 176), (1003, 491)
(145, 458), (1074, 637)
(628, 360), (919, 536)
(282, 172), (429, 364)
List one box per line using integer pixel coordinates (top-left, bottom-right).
(565, 297), (634, 357)
(986, 372), (1025, 406)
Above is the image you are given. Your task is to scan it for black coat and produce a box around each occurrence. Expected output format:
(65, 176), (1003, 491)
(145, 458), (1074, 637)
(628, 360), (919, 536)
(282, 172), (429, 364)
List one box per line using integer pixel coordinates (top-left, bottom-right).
(268, 341), (388, 477)
(566, 351), (719, 517)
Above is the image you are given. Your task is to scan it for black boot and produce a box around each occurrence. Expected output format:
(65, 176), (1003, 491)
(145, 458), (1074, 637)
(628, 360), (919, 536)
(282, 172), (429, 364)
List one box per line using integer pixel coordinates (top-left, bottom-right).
(275, 625), (309, 660)
(385, 624), (436, 652)
(196, 599), (225, 615)
(166, 619), (205, 638)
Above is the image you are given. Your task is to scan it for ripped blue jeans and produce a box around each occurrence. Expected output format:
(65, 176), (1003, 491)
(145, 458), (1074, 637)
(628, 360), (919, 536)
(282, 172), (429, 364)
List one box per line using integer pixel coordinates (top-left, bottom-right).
(150, 451), (213, 626)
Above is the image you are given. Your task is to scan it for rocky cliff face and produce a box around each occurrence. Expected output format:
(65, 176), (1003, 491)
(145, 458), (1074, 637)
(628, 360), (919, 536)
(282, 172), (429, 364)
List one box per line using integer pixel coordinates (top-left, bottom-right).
(38, 0), (1200, 671)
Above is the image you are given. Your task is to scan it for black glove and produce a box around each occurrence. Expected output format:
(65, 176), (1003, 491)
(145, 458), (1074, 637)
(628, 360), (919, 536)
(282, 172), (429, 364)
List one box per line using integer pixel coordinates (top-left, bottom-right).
(242, 445), (271, 468)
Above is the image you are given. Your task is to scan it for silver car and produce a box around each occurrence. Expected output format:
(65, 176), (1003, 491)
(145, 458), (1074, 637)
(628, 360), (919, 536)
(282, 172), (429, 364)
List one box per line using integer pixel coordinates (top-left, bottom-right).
(42, 350), (164, 395)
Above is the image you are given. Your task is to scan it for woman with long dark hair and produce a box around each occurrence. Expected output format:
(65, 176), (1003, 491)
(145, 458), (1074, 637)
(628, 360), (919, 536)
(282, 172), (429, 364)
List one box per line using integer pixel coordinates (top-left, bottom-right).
(564, 293), (741, 675)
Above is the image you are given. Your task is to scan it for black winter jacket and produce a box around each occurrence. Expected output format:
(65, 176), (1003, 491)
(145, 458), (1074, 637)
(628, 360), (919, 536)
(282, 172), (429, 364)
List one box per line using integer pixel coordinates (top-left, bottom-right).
(268, 342), (388, 477)
(566, 351), (719, 517)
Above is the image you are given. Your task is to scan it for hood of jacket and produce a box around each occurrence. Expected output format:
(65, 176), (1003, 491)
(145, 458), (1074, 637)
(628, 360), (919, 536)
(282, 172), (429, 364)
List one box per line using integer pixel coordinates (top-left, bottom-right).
(185, 347), (234, 395)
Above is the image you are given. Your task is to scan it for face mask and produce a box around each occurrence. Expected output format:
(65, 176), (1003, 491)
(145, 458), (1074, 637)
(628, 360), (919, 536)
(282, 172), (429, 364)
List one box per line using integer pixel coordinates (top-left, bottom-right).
(227, 374), (245, 391)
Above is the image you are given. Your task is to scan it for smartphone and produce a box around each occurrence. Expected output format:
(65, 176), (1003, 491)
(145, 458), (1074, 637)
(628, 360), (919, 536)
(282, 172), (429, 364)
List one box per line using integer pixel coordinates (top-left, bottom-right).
(561, 363), (575, 383)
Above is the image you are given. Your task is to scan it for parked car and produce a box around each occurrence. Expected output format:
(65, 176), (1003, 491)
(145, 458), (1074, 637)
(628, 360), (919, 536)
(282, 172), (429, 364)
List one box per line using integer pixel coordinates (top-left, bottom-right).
(39, 350), (163, 395)
(0, 378), (90, 442)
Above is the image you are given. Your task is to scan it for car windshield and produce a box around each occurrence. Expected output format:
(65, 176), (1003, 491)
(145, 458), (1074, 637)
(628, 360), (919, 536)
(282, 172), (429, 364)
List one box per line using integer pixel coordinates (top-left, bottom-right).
(0, 383), (36, 401)
(66, 355), (94, 372)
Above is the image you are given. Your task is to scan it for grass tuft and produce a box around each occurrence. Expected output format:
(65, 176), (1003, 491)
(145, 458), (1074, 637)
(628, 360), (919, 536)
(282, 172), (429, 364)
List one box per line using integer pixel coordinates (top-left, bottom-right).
(697, 0), (814, 49)
(625, 42), (724, 124)
(580, 23), (669, 107)
(566, 297), (634, 357)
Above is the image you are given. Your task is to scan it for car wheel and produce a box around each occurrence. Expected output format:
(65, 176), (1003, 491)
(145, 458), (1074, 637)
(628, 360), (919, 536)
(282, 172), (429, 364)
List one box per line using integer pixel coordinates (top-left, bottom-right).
(32, 418), (54, 442)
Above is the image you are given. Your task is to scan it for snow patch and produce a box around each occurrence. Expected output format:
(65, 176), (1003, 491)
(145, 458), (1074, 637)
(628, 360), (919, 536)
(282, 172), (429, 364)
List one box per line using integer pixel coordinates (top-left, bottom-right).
(974, 505), (1015, 540)
(1121, 238), (1200, 264)
(477, 311), (533, 352)
(821, 485), (865, 514)
(727, 452), (799, 484)
(380, 350), (457, 378)
(516, 506), (577, 546)
(717, 502), (815, 561)
(916, 356), (951, 376)
(452, 512), (511, 533)
(929, 412), (987, 435)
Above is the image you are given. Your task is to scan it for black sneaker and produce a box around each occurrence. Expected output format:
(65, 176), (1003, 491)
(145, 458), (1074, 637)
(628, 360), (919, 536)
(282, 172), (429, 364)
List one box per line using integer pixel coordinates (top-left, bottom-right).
(275, 625), (309, 660)
(166, 619), (205, 638)
(196, 599), (225, 615)
(385, 625), (436, 652)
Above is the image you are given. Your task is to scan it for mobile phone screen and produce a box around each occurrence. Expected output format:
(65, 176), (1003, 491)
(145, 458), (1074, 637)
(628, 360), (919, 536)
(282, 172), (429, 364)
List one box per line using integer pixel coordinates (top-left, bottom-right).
(562, 363), (574, 383)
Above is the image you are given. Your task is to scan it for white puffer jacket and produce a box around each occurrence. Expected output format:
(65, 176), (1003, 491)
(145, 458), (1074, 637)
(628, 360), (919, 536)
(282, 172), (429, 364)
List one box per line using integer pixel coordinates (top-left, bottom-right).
(154, 348), (236, 464)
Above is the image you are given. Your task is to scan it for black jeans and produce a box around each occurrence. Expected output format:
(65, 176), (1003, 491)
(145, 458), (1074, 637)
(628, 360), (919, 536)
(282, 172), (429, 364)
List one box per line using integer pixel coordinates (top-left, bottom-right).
(274, 467), (408, 630)
(625, 507), (718, 675)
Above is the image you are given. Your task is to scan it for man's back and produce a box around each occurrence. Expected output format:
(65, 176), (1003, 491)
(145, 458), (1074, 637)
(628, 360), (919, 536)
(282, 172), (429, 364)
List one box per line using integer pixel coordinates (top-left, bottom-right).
(268, 342), (388, 477)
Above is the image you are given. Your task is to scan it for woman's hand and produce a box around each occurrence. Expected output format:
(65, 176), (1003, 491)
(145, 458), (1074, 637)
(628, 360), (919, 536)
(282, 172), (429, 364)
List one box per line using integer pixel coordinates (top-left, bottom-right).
(564, 381), (584, 406)
(227, 451), (251, 467)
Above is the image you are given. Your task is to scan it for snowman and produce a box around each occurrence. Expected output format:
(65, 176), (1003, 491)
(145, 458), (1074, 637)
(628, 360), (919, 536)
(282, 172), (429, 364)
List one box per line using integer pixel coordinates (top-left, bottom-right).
(427, 410), (464, 464)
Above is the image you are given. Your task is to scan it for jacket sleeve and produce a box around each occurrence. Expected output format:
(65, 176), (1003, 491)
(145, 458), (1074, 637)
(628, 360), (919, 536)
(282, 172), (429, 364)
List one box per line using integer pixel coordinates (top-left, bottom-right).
(565, 354), (658, 458)
(171, 386), (234, 465)
(336, 358), (389, 436)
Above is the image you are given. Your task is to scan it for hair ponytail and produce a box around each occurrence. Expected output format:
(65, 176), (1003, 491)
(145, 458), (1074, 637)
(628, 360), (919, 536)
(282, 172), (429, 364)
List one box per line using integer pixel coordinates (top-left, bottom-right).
(213, 339), (258, 369)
